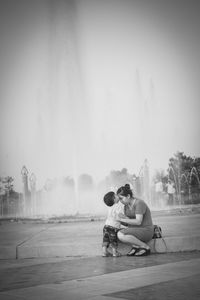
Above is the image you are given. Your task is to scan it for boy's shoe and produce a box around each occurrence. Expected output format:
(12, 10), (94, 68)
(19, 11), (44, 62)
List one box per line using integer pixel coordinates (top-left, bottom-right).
(112, 250), (122, 257)
(102, 251), (112, 257)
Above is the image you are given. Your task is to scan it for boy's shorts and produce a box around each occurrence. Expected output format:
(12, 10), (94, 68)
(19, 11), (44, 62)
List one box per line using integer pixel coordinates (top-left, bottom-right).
(102, 225), (120, 248)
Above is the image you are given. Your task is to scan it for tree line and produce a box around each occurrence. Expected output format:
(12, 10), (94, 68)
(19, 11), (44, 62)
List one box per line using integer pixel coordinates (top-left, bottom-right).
(1, 151), (200, 199)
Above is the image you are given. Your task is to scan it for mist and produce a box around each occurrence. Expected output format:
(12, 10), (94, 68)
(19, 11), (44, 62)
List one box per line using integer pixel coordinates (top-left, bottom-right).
(0, 0), (200, 197)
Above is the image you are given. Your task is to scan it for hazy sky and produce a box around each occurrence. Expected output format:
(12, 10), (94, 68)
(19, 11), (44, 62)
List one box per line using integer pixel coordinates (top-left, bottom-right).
(0, 0), (200, 191)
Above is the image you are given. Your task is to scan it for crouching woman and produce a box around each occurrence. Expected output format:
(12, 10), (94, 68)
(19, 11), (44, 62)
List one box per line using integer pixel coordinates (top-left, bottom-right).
(116, 184), (154, 256)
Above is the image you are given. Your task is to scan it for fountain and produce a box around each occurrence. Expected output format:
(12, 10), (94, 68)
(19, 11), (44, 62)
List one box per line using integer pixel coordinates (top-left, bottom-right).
(29, 173), (36, 216)
(188, 167), (200, 204)
(1, 1), (199, 219)
(167, 164), (200, 207)
(136, 159), (151, 206)
(1, 157), (199, 219)
(21, 166), (30, 216)
(168, 166), (180, 205)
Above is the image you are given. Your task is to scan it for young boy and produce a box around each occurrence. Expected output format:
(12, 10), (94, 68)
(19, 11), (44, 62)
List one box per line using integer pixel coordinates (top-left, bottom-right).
(102, 191), (127, 257)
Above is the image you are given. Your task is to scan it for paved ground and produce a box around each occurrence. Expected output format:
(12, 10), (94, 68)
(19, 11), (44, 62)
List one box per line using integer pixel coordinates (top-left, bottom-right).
(0, 252), (200, 299)
(0, 208), (200, 299)
(1, 212), (200, 259)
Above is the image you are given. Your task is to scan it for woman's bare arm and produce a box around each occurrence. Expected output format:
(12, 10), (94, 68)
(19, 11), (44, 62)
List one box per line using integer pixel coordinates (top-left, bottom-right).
(117, 214), (143, 226)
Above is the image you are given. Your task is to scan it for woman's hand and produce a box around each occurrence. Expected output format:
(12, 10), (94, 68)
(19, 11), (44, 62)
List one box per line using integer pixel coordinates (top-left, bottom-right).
(117, 214), (143, 226)
(118, 213), (128, 219)
(116, 213), (128, 223)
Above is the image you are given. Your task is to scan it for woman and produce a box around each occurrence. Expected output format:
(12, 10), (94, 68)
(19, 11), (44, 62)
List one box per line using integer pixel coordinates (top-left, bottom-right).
(116, 184), (154, 256)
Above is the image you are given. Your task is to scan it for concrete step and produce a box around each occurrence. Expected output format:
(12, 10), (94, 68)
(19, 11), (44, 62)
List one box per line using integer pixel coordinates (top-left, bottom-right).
(0, 214), (200, 259)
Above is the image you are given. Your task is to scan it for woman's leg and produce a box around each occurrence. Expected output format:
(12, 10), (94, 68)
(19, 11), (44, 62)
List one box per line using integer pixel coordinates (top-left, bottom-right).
(117, 231), (150, 250)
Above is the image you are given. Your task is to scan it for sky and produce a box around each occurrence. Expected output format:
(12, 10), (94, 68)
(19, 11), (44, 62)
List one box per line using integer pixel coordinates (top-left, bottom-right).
(0, 0), (200, 192)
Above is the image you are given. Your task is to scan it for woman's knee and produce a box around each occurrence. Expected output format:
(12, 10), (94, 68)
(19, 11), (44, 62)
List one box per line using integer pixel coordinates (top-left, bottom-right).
(117, 231), (125, 240)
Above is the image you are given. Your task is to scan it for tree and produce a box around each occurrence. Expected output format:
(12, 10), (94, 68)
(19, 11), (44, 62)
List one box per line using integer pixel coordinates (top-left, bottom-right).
(152, 169), (167, 183)
(78, 174), (94, 190)
(168, 151), (200, 195)
(105, 168), (136, 190)
(0, 176), (15, 215)
(63, 176), (75, 188)
(0, 176), (14, 195)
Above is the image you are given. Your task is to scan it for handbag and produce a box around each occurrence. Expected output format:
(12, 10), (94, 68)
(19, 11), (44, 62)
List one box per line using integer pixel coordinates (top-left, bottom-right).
(152, 225), (162, 239)
(152, 225), (168, 252)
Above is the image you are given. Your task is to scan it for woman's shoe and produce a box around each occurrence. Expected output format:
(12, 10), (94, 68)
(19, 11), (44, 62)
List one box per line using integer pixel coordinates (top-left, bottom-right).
(134, 247), (151, 256)
(127, 246), (139, 256)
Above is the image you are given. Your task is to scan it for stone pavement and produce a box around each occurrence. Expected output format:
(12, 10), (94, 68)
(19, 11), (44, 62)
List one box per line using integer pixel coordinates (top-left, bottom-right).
(0, 252), (200, 299)
(0, 209), (200, 299)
